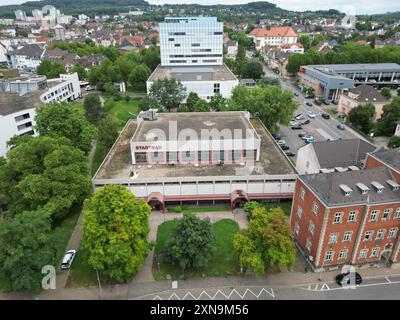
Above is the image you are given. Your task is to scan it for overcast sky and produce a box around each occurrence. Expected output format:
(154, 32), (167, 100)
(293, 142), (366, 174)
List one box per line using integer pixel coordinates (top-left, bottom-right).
(0, 0), (398, 14)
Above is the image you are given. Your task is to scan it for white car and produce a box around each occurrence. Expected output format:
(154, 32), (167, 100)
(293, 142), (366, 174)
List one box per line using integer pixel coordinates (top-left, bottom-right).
(85, 85), (95, 91)
(295, 114), (305, 120)
(61, 250), (77, 270)
(307, 111), (316, 118)
(290, 120), (298, 126)
(277, 139), (286, 145)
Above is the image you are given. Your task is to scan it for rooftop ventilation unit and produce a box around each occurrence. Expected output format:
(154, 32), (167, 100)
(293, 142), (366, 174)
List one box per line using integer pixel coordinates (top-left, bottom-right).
(138, 108), (158, 121)
(348, 166), (360, 171)
(386, 179), (400, 191)
(356, 182), (370, 195)
(335, 167), (347, 172)
(371, 181), (385, 193)
(339, 184), (353, 196)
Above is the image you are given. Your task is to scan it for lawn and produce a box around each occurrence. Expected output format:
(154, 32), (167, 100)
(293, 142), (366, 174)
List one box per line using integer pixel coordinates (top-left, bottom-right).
(263, 201), (292, 217)
(167, 205), (231, 214)
(153, 219), (241, 280)
(106, 98), (140, 129)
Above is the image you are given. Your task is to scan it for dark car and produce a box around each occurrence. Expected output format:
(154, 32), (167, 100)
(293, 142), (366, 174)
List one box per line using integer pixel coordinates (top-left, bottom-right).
(285, 151), (296, 157)
(335, 272), (362, 286)
(291, 124), (302, 130)
(280, 144), (290, 150)
(272, 133), (282, 140)
(301, 119), (310, 125)
(298, 132), (307, 138)
(294, 92), (299, 97)
(306, 102), (313, 107)
(321, 113), (330, 119)
(337, 123), (345, 130)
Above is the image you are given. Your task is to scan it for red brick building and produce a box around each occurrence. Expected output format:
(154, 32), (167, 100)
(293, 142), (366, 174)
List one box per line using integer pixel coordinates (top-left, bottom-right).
(290, 150), (400, 271)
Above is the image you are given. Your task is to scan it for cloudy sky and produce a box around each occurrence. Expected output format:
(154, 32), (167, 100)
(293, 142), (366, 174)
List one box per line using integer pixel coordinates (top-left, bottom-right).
(0, 0), (398, 14)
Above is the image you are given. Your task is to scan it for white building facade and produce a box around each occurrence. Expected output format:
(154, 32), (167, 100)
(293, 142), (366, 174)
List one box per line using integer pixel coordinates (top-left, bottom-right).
(40, 73), (81, 103)
(159, 17), (223, 67)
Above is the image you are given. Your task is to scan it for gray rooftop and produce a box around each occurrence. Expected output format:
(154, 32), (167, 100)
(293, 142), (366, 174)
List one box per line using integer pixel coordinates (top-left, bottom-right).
(148, 64), (238, 82)
(0, 91), (42, 116)
(300, 167), (400, 206)
(345, 84), (388, 104)
(12, 44), (44, 59)
(370, 148), (400, 172)
(311, 139), (377, 169)
(132, 112), (254, 142)
(311, 63), (400, 74)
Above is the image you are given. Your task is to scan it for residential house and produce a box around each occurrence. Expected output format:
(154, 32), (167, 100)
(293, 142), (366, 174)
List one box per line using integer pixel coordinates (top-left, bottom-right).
(250, 27), (298, 50)
(8, 44), (45, 71)
(226, 40), (238, 57)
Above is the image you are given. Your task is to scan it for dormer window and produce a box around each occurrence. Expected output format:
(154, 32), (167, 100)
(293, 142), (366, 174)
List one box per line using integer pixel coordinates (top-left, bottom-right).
(339, 184), (352, 196)
(356, 182), (369, 195)
(371, 181), (385, 193)
(387, 180), (400, 191)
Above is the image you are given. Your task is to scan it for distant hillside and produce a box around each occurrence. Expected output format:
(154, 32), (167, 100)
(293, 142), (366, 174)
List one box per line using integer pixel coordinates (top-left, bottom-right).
(0, 0), (148, 18)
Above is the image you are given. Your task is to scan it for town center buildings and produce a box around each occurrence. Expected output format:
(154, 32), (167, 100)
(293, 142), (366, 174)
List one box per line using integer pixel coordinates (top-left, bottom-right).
(146, 17), (239, 101)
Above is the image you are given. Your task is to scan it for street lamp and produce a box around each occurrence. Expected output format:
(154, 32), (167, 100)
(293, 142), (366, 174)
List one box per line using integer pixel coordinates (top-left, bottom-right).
(95, 268), (104, 300)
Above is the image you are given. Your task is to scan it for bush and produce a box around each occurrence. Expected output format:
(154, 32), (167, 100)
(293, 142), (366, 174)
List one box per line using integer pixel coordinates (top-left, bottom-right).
(104, 98), (115, 111)
(170, 205), (183, 213)
(388, 136), (400, 149)
(125, 95), (131, 102)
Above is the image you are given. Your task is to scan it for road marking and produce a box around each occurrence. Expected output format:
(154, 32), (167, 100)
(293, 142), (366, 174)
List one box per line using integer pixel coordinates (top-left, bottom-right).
(385, 277), (391, 283)
(151, 287), (275, 300)
(316, 128), (334, 141)
(301, 279), (400, 292)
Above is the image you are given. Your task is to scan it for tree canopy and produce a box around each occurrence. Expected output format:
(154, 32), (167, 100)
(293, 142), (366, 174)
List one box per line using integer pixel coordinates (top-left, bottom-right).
(82, 185), (151, 282)
(233, 207), (296, 275)
(376, 97), (400, 136)
(348, 103), (376, 134)
(37, 59), (66, 79)
(148, 78), (187, 111)
(83, 93), (103, 124)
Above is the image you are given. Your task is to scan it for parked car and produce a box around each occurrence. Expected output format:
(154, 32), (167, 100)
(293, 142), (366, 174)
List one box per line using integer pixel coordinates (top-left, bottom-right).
(280, 144), (290, 150)
(307, 111), (316, 118)
(85, 85), (95, 91)
(300, 119), (310, 125)
(305, 136), (316, 143)
(291, 124), (302, 130)
(298, 132), (308, 138)
(300, 133), (313, 140)
(61, 250), (77, 270)
(290, 120), (298, 126)
(293, 113), (302, 119)
(337, 123), (345, 130)
(323, 100), (330, 105)
(335, 272), (362, 286)
(271, 133), (281, 140)
(277, 139), (286, 145)
(284, 151), (296, 157)
(321, 113), (330, 119)
(294, 92), (299, 97)
(306, 102), (313, 107)
(295, 114), (305, 120)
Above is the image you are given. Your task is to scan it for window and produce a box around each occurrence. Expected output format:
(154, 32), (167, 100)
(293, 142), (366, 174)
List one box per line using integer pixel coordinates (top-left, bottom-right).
(14, 113), (30, 122)
(306, 239), (312, 251)
(343, 231), (352, 242)
(329, 233), (338, 244)
(376, 229), (385, 240)
(300, 187), (305, 200)
(297, 206), (302, 218)
(364, 230), (373, 241)
(294, 223), (299, 236)
(396, 208), (400, 219)
(325, 250), (334, 261)
(308, 221), (315, 235)
(370, 210), (379, 222)
(371, 247), (380, 258)
(312, 202), (319, 215)
(382, 209), (392, 221)
(359, 249), (368, 259)
(333, 212), (343, 224)
(339, 249), (347, 260)
(191, 43), (200, 47)
(388, 228), (398, 239)
(348, 211), (357, 222)
(174, 43), (181, 47)
(213, 83), (220, 94)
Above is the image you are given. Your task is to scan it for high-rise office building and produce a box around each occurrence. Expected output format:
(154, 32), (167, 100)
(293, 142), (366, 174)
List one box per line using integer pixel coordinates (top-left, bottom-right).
(159, 17), (223, 67)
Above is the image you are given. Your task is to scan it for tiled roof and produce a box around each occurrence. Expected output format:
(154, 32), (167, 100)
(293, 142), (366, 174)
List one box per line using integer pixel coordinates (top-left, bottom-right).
(347, 84), (388, 104)
(250, 27), (297, 38)
(370, 148), (400, 172)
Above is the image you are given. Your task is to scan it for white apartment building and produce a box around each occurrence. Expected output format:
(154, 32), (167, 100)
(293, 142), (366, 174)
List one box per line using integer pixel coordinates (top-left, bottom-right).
(159, 17), (223, 67)
(8, 44), (45, 72)
(0, 73), (81, 157)
(147, 17), (238, 101)
(14, 10), (27, 20)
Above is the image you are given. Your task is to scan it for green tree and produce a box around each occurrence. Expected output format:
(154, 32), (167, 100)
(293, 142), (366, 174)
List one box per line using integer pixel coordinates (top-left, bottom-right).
(83, 93), (103, 124)
(233, 207), (296, 275)
(98, 115), (119, 147)
(348, 103), (376, 134)
(230, 85), (298, 132)
(376, 98), (400, 136)
(311, 34), (327, 47)
(380, 87), (392, 100)
(0, 209), (56, 292)
(242, 59), (264, 79)
(37, 59), (66, 79)
(163, 213), (215, 274)
(148, 78), (186, 112)
(235, 45), (247, 77)
(35, 102), (97, 153)
(185, 92), (201, 111)
(298, 35), (311, 50)
(0, 136), (91, 220)
(71, 63), (87, 80)
(193, 99), (210, 112)
(209, 93), (228, 111)
(82, 185), (151, 282)
(243, 201), (263, 219)
(128, 64), (151, 91)
(388, 135), (400, 148)
(142, 47), (161, 71)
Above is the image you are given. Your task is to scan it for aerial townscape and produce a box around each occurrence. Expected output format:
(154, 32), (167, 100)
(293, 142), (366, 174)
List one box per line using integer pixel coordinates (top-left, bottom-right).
(0, 0), (400, 306)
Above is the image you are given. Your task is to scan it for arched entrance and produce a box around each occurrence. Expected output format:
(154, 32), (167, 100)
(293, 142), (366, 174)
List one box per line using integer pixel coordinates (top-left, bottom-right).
(230, 190), (249, 209)
(147, 192), (165, 212)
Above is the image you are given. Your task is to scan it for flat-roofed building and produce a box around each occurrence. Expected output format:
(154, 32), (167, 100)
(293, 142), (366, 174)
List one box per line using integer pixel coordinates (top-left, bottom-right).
(93, 112), (296, 210)
(298, 63), (400, 101)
